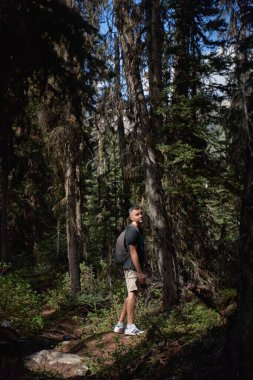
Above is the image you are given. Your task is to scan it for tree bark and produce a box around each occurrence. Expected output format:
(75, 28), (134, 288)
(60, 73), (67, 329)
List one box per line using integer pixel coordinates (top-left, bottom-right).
(226, 3), (253, 378)
(227, 152), (253, 380)
(238, 154), (253, 378)
(114, 34), (125, 163)
(76, 161), (84, 260)
(56, 219), (61, 261)
(145, 0), (163, 109)
(114, 0), (179, 308)
(53, 0), (83, 296)
(0, 124), (10, 263)
(50, 123), (82, 298)
(173, 0), (191, 98)
(114, 33), (130, 221)
(65, 158), (80, 297)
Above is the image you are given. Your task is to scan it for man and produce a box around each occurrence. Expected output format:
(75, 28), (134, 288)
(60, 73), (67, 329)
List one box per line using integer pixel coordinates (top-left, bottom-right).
(114, 206), (146, 336)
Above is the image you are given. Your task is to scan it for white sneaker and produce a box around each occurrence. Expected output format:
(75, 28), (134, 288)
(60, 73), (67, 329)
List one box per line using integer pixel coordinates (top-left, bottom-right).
(113, 323), (125, 333)
(124, 324), (144, 336)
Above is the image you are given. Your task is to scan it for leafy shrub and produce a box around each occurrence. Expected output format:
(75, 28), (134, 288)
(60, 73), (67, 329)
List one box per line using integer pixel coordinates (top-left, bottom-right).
(214, 288), (237, 310)
(44, 262), (113, 310)
(0, 274), (43, 334)
(43, 272), (73, 309)
(162, 300), (222, 342)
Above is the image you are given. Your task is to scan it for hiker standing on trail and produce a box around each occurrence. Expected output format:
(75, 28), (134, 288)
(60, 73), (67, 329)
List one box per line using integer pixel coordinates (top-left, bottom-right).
(114, 206), (146, 336)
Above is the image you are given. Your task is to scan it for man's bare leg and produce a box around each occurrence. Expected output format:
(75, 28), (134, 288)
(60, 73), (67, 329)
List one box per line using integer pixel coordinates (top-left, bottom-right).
(118, 297), (128, 323)
(126, 290), (137, 324)
(118, 290), (137, 324)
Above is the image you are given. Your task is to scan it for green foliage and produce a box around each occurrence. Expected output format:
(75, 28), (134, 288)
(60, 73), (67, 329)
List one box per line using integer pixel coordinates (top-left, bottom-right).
(78, 289), (127, 336)
(43, 272), (73, 309)
(85, 296), (222, 377)
(214, 288), (237, 310)
(0, 274), (43, 334)
(73, 263), (127, 335)
(44, 262), (115, 311)
(157, 90), (240, 286)
(0, 0), (103, 269)
(84, 130), (125, 264)
(163, 301), (222, 342)
(8, 125), (58, 264)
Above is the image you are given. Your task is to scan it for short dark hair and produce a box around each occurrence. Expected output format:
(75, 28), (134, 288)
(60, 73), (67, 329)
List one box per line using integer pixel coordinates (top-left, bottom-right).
(128, 205), (141, 215)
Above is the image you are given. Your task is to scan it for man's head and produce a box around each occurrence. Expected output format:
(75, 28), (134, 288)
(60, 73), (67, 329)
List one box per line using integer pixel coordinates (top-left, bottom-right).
(129, 206), (143, 226)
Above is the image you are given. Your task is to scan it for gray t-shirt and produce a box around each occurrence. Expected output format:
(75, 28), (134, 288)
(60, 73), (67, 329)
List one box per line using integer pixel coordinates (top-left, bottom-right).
(123, 224), (144, 271)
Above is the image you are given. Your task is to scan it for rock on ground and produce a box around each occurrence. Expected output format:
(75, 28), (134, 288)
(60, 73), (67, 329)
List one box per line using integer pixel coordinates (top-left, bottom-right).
(25, 349), (89, 378)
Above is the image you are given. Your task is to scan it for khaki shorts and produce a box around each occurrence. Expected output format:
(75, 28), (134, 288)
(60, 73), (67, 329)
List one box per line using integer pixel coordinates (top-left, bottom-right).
(124, 270), (139, 292)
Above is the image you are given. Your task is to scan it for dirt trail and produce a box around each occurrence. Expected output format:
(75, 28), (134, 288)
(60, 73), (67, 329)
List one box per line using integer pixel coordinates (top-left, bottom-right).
(29, 307), (146, 378)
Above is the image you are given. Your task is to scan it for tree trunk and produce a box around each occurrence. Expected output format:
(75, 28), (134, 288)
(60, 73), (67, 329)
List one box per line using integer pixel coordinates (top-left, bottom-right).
(238, 155), (253, 379)
(226, 3), (253, 378)
(65, 158), (80, 297)
(0, 125), (10, 263)
(76, 161), (84, 260)
(227, 153), (253, 380)
(114, 34), (125, 163)
(50, 124), (82, 297)
(114, 33), (130, 221)
(56, 0), (83, 296)
(56, 219), (61, 261)
(145, 0), (163, 110)
(114, 0), (179, 308)
(173, 0), (191, 98)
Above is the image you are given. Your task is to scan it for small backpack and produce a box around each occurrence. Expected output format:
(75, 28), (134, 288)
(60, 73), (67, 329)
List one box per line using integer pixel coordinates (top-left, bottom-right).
(114, 228), (129, 264)
(114, 225), (139, 264)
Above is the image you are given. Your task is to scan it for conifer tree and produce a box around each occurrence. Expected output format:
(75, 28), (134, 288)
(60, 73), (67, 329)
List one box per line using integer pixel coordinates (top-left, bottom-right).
(157, 0), (231, 288)
(224, 1), (253, 378)
(0, 1), (101, 297)
(114, 0), (179, 308)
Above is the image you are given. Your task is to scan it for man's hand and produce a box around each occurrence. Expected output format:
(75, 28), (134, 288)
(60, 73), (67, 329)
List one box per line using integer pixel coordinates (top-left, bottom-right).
(138, 271), (146, 284)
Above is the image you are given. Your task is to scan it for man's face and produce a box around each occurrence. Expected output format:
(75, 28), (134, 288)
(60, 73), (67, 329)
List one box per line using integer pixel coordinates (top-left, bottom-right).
(130, 208), (143, 226)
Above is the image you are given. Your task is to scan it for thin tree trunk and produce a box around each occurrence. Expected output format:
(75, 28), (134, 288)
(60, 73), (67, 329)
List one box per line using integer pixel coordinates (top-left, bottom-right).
(114, 33), (130, 222)
(56, 219), (60, 261)
(114, 0), (179, 308)
(50, 123), (82, 297)
(145, 0), (178, 301)
(65, 158), (80, 297)
(145, 0), (163, 110)
(114, 34), (125, 163)
(173, 0), (191, 98)
(57, 0), (82, 296)
(76, 162), (83, 260)
(1, 125), (10, 263)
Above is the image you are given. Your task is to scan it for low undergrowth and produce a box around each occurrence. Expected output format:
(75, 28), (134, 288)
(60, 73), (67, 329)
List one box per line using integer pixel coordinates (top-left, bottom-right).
(0, 261), (236, 379)
(83, 290), (227, 379)
(0, 266), (44, 335)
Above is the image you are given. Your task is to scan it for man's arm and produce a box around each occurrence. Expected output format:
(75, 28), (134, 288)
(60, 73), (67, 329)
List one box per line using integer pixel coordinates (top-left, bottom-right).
(129, 244), (146, 283)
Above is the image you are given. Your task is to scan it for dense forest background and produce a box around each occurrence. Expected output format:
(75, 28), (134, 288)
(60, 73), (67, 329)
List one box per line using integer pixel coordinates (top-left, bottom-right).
(1, 1), (253, 379)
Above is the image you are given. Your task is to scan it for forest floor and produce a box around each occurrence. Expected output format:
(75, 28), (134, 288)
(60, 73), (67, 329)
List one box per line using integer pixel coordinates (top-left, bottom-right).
(1, 301), (231, 380)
